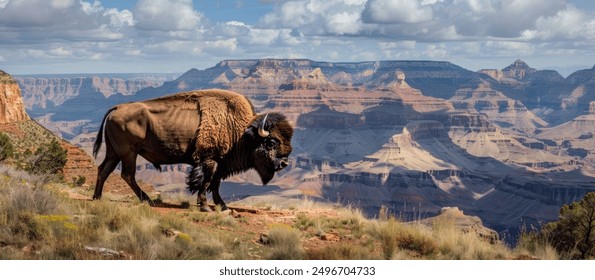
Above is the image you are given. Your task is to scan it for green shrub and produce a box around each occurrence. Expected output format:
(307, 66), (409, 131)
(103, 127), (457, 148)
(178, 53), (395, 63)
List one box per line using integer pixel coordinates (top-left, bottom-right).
(24, 139), (67, 177)
(542, 192), (595, 259)
(72, 175), (86, 187)
(0, 132), (15, 162)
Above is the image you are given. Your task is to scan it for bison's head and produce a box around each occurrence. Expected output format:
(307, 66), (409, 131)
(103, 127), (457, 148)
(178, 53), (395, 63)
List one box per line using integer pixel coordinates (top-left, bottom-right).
(245, 112), (293, 185)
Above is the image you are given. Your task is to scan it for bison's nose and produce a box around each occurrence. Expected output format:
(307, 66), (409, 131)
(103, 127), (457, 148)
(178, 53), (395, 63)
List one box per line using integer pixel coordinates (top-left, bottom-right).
(275, 158), (289, 171)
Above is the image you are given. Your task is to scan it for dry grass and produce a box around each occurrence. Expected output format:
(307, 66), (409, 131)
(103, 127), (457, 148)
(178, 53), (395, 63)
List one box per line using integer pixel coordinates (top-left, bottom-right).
(0, 167), (227, 259)
(307, 243), (377, 260)
(366, 214), (515, 260)
(187, 211), (238, 228)
(265, 224), (304, 260)
(515, 227), (559, 260)
(0, 164), (554, 260)
(428, 215), (512, 260)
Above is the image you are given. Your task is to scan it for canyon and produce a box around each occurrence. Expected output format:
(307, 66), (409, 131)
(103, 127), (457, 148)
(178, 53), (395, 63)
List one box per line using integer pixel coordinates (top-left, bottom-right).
(10, 59), (595, 239)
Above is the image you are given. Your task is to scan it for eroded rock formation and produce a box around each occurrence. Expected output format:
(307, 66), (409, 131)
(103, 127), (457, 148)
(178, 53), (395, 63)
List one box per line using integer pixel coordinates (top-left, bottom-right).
(0, 70), (29, 124)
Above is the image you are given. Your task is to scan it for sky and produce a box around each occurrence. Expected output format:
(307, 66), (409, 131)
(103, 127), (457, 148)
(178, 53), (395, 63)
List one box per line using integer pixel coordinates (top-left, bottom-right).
(0, 0), (594, 76)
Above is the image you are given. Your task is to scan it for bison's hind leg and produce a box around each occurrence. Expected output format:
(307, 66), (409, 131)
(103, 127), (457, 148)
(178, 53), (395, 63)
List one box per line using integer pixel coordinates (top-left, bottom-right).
(93, 152), (120, 200)
(120, 154), (153, 204)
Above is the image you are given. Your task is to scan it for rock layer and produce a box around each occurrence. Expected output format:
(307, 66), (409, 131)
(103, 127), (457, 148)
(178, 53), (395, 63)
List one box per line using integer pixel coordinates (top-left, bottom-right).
(0, 70), (29, 124)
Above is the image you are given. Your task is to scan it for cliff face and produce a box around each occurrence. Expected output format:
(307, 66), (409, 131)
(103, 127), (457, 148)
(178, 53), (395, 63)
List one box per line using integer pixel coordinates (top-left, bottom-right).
(138, 59), (478, 101)
(15, 76), (161, 110)
(450, 82), (548, 135)
(502, 59), (537, 80)
(0, 70), (29, 124)
(484, 61), (595, 126)
(14, 75), (166, 137)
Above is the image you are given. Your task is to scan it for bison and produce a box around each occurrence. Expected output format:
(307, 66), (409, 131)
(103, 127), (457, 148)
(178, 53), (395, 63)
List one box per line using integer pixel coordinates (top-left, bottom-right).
(92, 89), (293, 211)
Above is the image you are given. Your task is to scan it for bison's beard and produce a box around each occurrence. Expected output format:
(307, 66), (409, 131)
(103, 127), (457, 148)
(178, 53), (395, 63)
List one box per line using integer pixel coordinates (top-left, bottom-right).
(254, 158), (275, 185)
(255, 164), (275, 185)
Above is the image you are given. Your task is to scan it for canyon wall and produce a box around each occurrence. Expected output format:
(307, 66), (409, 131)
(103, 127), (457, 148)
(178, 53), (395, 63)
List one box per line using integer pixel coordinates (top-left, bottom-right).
(0, 70), (29, 124)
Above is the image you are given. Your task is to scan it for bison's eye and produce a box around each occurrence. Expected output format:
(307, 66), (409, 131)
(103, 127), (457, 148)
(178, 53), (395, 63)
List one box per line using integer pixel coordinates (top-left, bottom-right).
(265, 138), (278, 150)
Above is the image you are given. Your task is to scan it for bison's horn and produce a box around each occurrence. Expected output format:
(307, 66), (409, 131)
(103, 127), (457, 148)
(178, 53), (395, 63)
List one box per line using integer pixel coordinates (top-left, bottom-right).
(258, 113), (270, 138)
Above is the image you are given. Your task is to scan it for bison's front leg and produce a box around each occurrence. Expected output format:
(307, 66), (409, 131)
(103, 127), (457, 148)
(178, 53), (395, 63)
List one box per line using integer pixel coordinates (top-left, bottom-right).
(197, 192), (210, 212)
(187, 159), (218, 212)
(210, 176), (228, 211)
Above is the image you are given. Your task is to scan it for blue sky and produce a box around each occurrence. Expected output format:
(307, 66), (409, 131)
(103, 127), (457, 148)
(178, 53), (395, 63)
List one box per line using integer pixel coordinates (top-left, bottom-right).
(1, 0), (594, 76)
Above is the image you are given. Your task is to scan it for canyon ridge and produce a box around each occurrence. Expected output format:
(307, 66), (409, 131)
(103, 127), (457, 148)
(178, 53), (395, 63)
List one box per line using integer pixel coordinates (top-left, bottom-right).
(11, 59), (595, 240)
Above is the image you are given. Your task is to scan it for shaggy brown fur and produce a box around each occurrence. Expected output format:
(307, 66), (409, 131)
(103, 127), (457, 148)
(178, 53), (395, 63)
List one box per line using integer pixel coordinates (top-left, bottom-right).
(92, 89), (293, 210)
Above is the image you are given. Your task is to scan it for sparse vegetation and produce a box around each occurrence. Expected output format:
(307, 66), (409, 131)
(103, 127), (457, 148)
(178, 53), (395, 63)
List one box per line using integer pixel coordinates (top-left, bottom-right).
(515, 225), (559, 260)
(72, 175), (86, 187)
(0, 166), (228, 259)
(0, 163), (573, 260)
(369, 217), (401, 259)
(25, 139), (67, 176)
(265, 224), (304, 260)
(307, 242), (377, 260)
(16, 120), (58, 151)
(0, 71), (16, 84)
(520, 192), (595, 260)
(0, 132), (15, 162)
(0, 120), (70, 183)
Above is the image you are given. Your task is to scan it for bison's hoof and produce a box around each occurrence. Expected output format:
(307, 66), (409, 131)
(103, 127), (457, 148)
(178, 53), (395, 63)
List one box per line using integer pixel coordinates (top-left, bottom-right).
(148, 200), (162, 207)
(200, 206), (213, 212)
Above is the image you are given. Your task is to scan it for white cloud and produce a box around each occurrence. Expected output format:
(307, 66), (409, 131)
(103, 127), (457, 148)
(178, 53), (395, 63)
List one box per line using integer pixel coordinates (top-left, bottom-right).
(0, 0), (132, 41)
(484, 41), (534, 52)
(88, 53), (105, 60)
(522, 5), (595, 41)
(259, 0), (573, 42)
(1, 0), (593, 75)
(19, 49), (47, 59)
(48, 47), (73, 56)
(326, 11), (362, 35)
(423, 44), (448, 58)
(246, 28), (280, 45)
(204, 38), (238, 54)
(260, 0), (365, 35)
(260, 1), (311, 27)
(51, 0), (76, 9)
(362, 0), (433, 24)
(379, 41), (416, 50)
(105, 8), (134, 28)
(0, 0), (83, 27)
(134, 0), (202, 31)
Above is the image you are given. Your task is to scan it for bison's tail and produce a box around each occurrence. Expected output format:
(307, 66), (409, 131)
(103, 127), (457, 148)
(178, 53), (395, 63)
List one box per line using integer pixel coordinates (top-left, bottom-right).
(93, 106), (117, 158)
